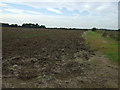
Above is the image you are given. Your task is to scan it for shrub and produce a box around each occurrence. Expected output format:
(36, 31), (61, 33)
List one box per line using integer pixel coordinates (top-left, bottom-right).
(91, 27), (97, 31)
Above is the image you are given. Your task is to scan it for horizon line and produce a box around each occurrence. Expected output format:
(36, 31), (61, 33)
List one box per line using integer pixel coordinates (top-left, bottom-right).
(0, 22), (118, 30)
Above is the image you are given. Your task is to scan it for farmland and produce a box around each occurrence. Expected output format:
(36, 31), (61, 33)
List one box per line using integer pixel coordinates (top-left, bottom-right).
(2, 27), (118, 88)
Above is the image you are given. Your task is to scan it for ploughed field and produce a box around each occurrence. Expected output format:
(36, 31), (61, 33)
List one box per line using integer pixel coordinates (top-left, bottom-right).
(2, 27), (118, 88)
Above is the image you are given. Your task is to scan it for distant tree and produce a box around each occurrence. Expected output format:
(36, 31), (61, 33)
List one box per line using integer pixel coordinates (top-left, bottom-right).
(2, 23), (47, 28)
(40, 25), (46, 28)
(22, 23), (42, 28)
(35, 23), (39, 27)
(10, 24), (18, 27)
(33, 23), (40, 28)
(22, 23), (33, 28)
(91, 27), (97, 31)
(22, 23), (27, 27)
(0, 23), (2, 27)
(2, 23), (9, 27)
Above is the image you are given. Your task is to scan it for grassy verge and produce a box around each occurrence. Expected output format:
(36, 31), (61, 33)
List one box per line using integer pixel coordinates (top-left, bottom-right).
(83, 31), (119, 62)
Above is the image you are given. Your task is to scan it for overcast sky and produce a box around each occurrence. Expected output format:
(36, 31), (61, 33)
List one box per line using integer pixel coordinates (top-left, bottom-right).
(0, 0), (119, 29)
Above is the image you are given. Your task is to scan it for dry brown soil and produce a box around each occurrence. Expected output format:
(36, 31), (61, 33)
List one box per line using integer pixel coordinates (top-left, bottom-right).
(2, 27), (118, 88)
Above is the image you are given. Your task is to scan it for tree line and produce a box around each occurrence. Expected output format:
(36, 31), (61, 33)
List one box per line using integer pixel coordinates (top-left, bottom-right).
(1, 23), (46, 28)
(1, 23), (118, 31)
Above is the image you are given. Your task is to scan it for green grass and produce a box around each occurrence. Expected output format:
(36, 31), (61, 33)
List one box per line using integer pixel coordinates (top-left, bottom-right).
(83, 31), (119, 62)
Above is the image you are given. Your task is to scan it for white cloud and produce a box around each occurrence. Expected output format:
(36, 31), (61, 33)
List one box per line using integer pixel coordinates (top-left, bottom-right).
(5, 8), (24, 14)
(47, 8), (62, 14)
(1, 2), (117, 16)
(11, 2), (117, 15)
(1, 0), (119, 2)
(0, 1), (118, 29)
(1, 3), (41, 15)
(1, 12), (118, 29)
(0, 2), (8, 7)
(25, 11), (40, 14)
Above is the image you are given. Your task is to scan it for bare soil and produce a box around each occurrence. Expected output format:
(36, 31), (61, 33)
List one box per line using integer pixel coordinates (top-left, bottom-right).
(2, 27), (118, 88)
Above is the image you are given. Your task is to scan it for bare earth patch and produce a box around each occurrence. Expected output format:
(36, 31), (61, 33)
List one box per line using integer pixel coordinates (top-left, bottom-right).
(2, 27), (118, 88)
